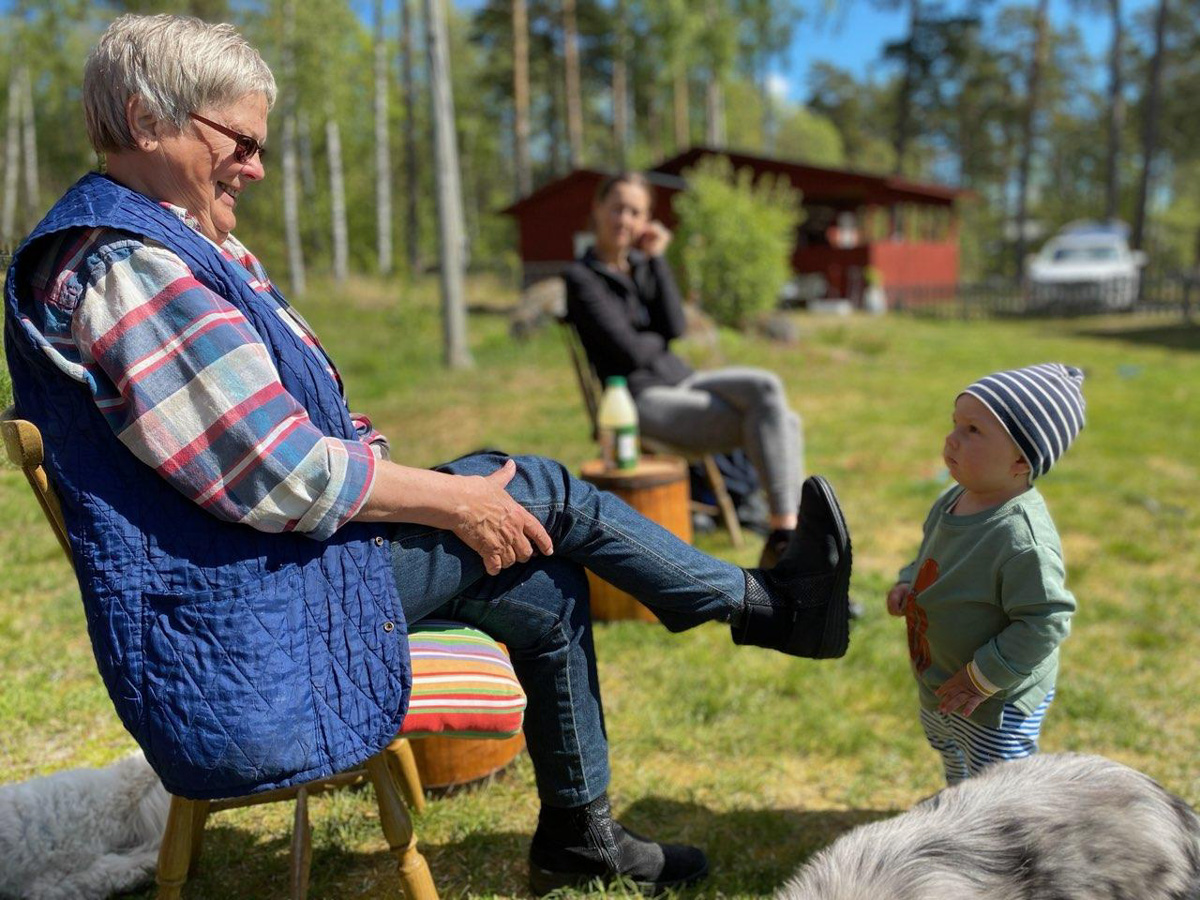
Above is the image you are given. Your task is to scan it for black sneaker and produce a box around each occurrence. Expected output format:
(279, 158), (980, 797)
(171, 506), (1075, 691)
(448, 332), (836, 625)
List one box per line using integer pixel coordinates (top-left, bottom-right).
(528, 794), (709, 896)
(733, 475), (852, 659)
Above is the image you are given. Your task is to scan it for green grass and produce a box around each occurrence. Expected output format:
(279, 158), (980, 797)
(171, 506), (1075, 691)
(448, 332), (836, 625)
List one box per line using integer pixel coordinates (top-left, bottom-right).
(3, 275), (1198, 898)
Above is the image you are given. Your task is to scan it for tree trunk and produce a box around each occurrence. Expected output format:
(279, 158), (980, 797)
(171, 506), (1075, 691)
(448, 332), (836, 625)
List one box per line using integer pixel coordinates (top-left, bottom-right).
(297, 110), (317, 199)
(512, 0), (532, 196)
(281, 0), (306, 296)
(19, 66), (38, 227)
(612, 0), (629, 167)
(703, 0), (724, 148)
(2, 66), (21, 245)
(1014, 0), (1049, 277)
(1104, 0), (1123, 221)
(562, 0), (584, 169)
(705, 78), (725, 147)
(1132, 0), (1166, 251)
(549, 56), (565, 175)
(424, 0), (472, 368)
(893, 0), (921, 174)
(326, 105), (349, 284)
(759, 67), (775, 154)
(375, 0), (393, 276)
(401, 0), (422, 274)
(673, 64), (689, 150)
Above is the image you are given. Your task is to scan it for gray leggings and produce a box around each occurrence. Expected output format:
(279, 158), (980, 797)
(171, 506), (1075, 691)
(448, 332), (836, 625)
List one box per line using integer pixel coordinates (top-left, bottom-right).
(636, 367), (804, 516)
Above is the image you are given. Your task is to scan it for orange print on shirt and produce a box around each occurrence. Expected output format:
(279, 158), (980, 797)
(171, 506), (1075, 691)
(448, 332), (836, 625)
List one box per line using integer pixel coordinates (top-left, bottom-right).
(905, 557), (939, 674)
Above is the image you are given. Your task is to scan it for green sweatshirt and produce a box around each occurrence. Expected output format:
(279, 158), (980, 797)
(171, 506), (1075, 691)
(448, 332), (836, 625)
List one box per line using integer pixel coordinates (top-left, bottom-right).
(898, 485), (1076, 728)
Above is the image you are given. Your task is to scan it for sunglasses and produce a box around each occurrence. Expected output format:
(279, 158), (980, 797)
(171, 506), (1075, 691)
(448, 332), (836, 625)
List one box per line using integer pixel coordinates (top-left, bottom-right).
(188, 112), (267, 164)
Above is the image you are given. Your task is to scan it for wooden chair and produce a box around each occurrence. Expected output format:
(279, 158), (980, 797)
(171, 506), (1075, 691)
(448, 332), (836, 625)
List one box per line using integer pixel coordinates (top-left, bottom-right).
(558, 320), (745, 548)
(0, 408), (506, 900)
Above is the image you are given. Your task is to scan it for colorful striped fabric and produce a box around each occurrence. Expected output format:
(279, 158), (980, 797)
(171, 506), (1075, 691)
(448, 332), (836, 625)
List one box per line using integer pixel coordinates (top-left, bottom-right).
(400, 621), (527, 738)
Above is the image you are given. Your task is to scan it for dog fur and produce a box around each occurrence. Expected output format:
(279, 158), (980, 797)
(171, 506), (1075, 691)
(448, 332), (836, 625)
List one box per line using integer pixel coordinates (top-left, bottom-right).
(0, 752), (170, 900)
(777, 753), (1200, 900)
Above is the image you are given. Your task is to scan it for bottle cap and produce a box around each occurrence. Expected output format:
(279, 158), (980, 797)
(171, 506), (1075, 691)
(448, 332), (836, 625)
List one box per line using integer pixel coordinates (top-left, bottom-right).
(605, 376), (628, 388)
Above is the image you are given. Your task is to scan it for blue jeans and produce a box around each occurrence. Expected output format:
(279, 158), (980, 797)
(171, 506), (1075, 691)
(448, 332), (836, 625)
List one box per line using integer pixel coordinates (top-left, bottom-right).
(389, 452), (745, 807)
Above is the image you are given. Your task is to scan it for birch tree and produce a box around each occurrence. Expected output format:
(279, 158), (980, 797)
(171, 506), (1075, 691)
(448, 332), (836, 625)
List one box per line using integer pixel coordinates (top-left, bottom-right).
(2, 67), (21, 245)
(375, 0), (394, 276)
(562, 0), (584, 168)
(401, 0), (422, 273)
(281, 0), (306, 295)
(425, 0), (472, 368)
(611, 0), (630, 167)
(20, 67), (38, 227)
(326, 101), (349, 283)
(512, 0), (533, 195)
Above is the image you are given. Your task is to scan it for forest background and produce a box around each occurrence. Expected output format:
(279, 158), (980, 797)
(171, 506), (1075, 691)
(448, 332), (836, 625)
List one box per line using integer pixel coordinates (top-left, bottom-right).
(2, 0), (1200, 298)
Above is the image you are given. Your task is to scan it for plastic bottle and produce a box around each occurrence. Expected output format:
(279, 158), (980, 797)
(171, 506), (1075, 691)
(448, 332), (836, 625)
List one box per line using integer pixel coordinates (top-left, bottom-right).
(597, 376), (640, 470)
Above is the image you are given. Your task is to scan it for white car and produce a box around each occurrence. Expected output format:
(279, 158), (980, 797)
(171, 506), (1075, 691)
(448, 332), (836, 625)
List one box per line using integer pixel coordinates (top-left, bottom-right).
(1025, 221), (1147, 312)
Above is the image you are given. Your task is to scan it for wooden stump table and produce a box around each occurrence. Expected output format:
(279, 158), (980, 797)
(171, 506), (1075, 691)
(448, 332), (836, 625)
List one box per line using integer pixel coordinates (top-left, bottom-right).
(408, 732), (526, 790)
(579, 455), (693, 622)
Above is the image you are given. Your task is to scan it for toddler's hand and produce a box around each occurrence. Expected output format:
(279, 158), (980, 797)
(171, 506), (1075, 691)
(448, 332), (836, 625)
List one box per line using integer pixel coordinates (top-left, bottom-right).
(934, 666), (989, 717)
(886, 582), (911, 616)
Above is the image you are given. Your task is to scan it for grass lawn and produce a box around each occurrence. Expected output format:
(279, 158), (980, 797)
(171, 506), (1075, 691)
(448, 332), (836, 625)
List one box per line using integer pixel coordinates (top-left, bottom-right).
(2, 274), (1197, 898)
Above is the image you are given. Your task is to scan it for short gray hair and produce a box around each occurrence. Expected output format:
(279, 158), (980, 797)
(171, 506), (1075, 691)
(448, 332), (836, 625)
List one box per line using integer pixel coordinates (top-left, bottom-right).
(83, 14), (277, 153)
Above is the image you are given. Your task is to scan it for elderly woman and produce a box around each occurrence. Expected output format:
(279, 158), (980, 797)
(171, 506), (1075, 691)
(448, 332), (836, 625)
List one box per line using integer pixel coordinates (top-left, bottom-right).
(3, 14), (852, 896)
(565, 173), (810, 568)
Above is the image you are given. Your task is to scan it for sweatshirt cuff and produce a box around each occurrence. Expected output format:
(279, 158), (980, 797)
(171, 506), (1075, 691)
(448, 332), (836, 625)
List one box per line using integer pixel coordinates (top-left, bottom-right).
(972, 643), (1025, 693)
(966, 660), (1000, 696)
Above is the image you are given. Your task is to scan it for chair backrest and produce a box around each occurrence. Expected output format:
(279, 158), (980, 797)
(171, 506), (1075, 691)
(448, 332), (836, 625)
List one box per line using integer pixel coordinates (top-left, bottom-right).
(1, 407), (72, 562)
(557, 319), (602, 441)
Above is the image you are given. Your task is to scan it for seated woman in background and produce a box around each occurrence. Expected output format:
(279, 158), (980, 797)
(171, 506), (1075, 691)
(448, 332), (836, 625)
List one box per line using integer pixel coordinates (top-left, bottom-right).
(564, 172), (807, 567)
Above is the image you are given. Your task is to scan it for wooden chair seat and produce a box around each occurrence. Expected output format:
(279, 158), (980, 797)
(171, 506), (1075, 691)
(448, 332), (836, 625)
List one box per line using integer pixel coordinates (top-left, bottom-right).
(1, 409), (525, 900)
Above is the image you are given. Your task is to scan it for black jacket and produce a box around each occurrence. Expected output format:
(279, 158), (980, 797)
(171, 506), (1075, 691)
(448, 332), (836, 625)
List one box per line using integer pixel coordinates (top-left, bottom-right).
(563, 247), (694, 396)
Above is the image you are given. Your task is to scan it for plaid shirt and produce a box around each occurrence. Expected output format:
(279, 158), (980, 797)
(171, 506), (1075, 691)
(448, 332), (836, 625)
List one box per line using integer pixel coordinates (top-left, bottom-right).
(25, 203), (384, 540)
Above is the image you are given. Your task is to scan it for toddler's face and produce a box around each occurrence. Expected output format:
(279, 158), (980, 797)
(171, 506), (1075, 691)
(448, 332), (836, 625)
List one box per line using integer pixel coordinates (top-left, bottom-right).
(943, 394), (1028, 493)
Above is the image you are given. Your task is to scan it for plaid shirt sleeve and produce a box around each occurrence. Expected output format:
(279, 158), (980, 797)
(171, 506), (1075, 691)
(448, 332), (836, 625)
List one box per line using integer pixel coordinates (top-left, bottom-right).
(71, 238), (376, 540)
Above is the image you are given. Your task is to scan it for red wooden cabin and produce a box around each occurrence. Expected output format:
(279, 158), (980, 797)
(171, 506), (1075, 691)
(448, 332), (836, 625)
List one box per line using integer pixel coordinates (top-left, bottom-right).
(502, 147), (966, 305)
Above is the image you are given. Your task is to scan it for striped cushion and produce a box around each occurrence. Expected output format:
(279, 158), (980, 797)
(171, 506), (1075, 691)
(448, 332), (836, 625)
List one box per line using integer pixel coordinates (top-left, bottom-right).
(399, 620), (526, 738)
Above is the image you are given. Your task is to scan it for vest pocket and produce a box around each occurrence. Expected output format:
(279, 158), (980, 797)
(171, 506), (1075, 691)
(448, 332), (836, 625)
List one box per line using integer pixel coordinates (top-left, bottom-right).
(140, 566), (317, 795)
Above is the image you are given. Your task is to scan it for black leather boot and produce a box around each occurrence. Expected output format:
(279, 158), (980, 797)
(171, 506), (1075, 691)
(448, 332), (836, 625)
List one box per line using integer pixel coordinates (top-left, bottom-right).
(733, 475), (852, 659)
(528, 794), (709, 896)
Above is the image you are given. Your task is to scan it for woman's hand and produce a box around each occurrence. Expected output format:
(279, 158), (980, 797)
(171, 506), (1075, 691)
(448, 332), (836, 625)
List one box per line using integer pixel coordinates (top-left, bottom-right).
(886, 581), (911, 616)
(637, 220), (672, 257)
(447, 459), (555, 576)
(934, 666), (988, 717)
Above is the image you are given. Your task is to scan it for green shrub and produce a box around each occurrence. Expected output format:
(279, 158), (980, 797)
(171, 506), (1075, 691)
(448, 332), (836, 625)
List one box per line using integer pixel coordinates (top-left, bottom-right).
(669, 155), (803, 329)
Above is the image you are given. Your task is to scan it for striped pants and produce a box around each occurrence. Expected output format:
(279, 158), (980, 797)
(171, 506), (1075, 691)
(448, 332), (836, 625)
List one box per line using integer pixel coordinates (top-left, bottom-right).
(919, 691), (1055, 785)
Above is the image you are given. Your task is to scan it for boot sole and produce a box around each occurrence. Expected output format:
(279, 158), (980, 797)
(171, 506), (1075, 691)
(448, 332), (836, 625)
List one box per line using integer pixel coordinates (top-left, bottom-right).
(800, 475), (852, 659)
(529, 860), (710, 897)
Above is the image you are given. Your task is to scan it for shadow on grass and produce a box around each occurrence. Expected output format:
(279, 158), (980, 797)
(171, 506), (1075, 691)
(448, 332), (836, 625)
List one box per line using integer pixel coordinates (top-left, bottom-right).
(146, 799), (897, 898)
(1072, 321), (1200, 352)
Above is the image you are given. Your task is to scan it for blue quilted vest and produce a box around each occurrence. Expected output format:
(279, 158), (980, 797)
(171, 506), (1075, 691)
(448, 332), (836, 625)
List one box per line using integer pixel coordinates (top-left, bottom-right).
(4, 173), (410, 799)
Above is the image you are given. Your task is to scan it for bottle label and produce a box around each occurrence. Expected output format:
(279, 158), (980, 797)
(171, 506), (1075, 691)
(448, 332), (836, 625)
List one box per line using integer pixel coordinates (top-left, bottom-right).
(615, 426), (639, 470)
(600, 427), (617, 469)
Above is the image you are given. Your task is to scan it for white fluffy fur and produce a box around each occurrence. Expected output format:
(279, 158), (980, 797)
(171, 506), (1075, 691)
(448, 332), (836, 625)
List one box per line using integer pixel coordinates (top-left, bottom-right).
(778, 753), (1200, 900)
(0, 752), (170, 900)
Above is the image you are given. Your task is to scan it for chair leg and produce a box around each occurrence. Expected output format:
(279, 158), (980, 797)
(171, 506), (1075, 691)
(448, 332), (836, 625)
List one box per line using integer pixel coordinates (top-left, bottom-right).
(290, 786), (312, 900)
(187, 800), (210, 876)
(156, 796), (201, 900)
(365, 752), (438, 900)
(703, 454), (745, 548)
(386, 737), (427, 814)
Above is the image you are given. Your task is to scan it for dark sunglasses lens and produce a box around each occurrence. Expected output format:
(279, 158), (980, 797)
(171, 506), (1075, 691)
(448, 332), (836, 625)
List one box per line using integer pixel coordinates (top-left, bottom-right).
(235, 138), (256, 163)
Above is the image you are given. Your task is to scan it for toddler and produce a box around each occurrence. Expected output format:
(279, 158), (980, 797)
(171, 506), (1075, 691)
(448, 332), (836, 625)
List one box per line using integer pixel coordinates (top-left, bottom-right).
(887, 363), (1084, 784)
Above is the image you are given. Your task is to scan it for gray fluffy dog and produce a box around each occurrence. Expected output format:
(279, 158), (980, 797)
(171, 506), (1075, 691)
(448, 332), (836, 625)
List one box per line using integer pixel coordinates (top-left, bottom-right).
(0, 752), (169, 900)
(778, 753), (1200, 900)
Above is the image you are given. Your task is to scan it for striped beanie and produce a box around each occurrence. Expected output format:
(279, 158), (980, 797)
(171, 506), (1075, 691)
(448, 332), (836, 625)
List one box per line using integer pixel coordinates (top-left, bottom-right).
(962, 363), (1086, 480)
